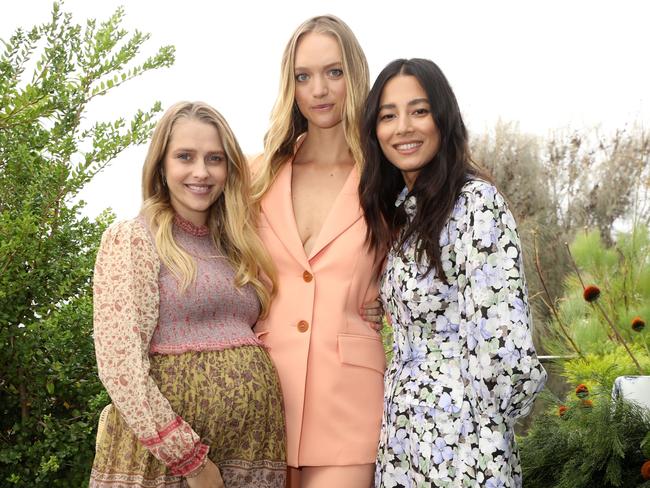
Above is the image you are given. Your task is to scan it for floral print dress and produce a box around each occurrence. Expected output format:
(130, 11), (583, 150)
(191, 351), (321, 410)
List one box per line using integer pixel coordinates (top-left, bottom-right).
(375, 180), (547, 488)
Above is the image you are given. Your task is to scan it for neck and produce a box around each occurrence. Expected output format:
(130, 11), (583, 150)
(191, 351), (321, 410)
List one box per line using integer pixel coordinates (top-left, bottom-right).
(173, 213), (209, 237)
(401, 171), (419, 191)
(299, 123), (352, 165)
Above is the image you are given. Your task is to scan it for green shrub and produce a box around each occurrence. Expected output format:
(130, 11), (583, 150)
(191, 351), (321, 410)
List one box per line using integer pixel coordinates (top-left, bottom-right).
(521, 226), (650, 487)
(0, 3), (174, 485)
(521, 391), (650, 488)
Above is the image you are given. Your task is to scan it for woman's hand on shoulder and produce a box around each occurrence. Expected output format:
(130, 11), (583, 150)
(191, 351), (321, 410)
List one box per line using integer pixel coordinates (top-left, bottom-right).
(360, 299), (385, 332)
(185, 459), (224, 488)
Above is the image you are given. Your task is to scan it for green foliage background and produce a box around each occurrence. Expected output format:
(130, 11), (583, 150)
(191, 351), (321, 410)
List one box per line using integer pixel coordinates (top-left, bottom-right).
(522, 393), (650, 488)
(0, 4), (174, 485)
(520, 226), (650, 487)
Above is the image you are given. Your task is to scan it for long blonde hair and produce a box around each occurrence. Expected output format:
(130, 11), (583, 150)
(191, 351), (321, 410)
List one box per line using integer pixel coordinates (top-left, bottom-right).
(252, 15), (369, 201)
(141, 101), (277, 317)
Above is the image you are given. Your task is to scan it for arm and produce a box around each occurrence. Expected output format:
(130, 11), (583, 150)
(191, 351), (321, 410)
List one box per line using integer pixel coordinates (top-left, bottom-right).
(360, 299), (384, 331)
(93, 220), (209, 477)
(456, 185), (547, 422)
(360, 250), (386, 331)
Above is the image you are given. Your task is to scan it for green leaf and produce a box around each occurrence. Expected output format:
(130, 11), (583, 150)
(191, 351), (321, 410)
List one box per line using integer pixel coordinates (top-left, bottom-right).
(0, 2), (174, 485)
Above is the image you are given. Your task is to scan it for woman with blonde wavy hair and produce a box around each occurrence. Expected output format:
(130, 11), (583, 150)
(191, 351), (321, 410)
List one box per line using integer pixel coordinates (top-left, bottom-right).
(90, 101), (286, 488)
(252, 15), (385, 488)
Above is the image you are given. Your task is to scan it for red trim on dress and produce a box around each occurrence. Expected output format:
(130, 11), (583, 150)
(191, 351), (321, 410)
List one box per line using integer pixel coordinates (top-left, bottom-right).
(173, 214), (209, 237)
(149, 336), (267, 354)
(139, 416), (183, 447)
(168, 441), (210, 476)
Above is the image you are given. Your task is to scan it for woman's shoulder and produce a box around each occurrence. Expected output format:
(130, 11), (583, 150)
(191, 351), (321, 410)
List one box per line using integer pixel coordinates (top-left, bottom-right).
(94, 218), (159, 280)
(457, 178), (507, 213)
(100, 216), (153, 250)
(247, 152), (293, 185)
(247, 152), (265, 177)
(459, 178), (498, 198)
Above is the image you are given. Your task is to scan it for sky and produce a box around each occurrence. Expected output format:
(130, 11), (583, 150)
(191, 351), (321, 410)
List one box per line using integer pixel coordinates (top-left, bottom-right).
(2, 0), (649, 220)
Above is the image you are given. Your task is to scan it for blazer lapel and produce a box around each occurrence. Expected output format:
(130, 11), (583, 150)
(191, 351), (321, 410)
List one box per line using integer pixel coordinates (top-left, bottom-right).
(307, 166), (363, 260)
(261, 162), (311, 270)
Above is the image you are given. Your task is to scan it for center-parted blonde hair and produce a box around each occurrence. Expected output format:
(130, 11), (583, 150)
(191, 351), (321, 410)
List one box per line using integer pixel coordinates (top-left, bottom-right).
(252, 15), (369, 201)
(141, 101), (277, 317)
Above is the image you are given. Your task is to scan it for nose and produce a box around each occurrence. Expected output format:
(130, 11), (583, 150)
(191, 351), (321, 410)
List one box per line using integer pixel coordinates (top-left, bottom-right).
(395, 114), (413, 135)
(313, 75), (329, 98)
(192, 160), (210, 179)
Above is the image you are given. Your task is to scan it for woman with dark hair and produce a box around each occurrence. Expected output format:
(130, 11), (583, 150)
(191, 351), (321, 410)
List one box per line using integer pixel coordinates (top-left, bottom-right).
(359, 59), (547, 487)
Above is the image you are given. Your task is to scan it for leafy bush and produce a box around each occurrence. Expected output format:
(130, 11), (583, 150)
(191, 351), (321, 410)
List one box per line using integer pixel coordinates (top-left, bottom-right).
(521, 391), (650, 488)
(520, 226), (650, 487)
(0, 3), (174, 486)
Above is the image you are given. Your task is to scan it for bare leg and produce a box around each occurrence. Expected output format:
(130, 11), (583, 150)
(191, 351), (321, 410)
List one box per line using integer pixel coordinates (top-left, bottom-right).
(287, 467), (301, 488)
(296, 464), (375, 488)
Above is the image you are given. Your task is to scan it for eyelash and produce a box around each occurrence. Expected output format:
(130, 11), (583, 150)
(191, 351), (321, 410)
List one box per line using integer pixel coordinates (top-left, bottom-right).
(176, 153), (224, 163)
(378, 108), (430, 122)
(294, 68), (344, 83)
(208, 155), (224, 163)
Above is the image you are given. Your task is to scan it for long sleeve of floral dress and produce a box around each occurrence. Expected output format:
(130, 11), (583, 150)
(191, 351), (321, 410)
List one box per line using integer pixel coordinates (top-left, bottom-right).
(454, 181), (547, 483)
(93, 220), (209, 476)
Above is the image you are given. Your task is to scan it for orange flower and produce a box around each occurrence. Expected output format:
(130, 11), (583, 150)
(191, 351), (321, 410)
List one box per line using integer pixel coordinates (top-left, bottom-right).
(575, 384), (589, 399)
(558, 405), (568, 416)
(642, 460), (650, 480)
(583, 285), (600, 302)
(632, 317), (646, 332)
(580, 399), (593, 408)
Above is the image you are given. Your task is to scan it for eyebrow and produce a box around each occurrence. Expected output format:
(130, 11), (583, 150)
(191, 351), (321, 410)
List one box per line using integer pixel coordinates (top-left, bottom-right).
(171, 148), (225, 155)
(294, 61), (343, 72)
(378, 98), (430, 111)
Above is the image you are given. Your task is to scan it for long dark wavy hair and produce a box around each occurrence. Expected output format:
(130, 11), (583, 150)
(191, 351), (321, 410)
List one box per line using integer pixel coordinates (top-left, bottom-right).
(359, 58), (489, 280)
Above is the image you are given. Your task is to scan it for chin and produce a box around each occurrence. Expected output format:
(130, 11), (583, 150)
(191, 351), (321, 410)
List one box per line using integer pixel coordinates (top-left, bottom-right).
(310, 118), (343, 130)
(188, 200), (215, 212)
(192, 207), (212, 217)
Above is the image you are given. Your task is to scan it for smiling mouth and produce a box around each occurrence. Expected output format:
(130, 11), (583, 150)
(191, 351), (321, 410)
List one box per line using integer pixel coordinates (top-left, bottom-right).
(394, 142), (423, 154)
(185, 184), (213, 195)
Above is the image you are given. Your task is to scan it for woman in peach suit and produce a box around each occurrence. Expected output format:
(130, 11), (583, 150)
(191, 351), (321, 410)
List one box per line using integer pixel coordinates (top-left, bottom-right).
(251, 15), (385, 488)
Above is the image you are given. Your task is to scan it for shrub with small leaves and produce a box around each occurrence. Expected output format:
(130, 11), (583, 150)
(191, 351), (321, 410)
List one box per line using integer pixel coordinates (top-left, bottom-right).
(0, 3), (174, 486)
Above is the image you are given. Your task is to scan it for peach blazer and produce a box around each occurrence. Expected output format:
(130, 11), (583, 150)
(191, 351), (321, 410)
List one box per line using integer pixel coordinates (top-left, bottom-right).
(254, 157), (386, 467)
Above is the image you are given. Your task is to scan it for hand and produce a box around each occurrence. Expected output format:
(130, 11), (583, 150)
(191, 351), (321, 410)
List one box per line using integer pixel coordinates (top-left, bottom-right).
(360, 299), (385, 331)
(185, 459), (224, 488)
